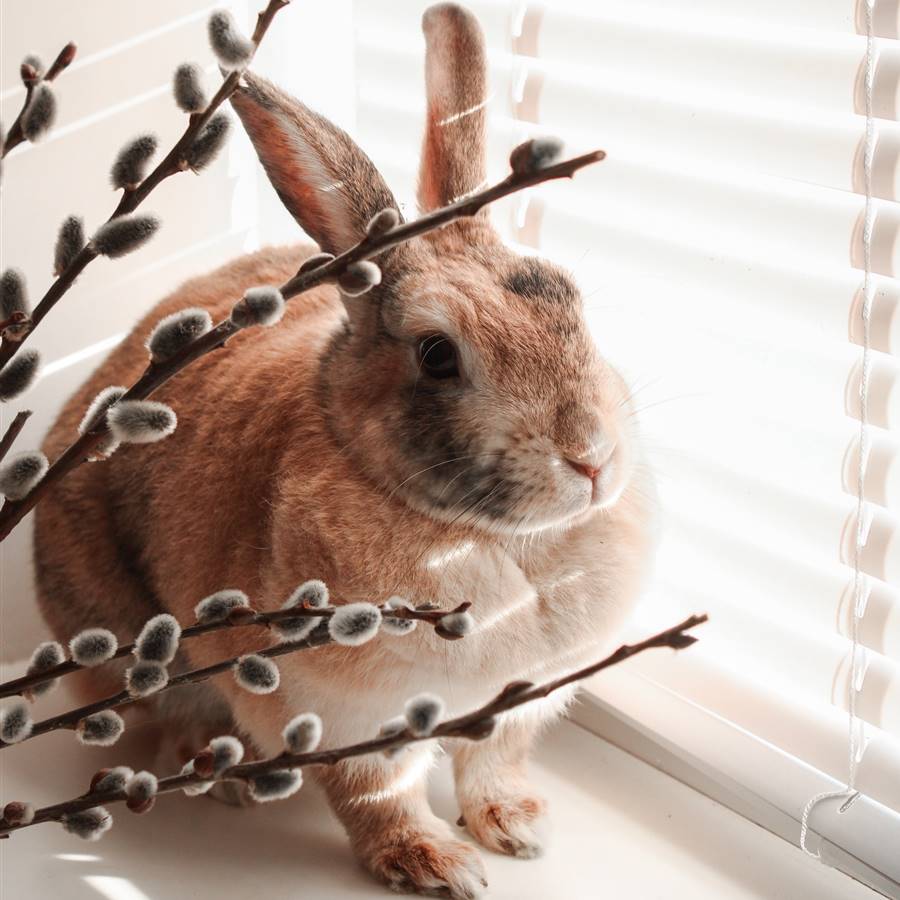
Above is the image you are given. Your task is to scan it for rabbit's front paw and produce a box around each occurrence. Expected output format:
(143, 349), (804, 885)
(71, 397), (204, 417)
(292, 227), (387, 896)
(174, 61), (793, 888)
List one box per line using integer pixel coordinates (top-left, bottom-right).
(362, 830), (487, 898)
(459, 792), (547, 860)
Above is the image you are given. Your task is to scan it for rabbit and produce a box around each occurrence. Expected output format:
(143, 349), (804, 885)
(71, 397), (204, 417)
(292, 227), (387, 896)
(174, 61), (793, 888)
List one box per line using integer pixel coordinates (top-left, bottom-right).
(33, 3), (657, 896)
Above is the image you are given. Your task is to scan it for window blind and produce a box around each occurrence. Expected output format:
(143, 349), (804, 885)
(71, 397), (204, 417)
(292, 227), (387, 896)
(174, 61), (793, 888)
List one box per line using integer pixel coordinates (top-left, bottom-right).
(351, 0), (900, 882)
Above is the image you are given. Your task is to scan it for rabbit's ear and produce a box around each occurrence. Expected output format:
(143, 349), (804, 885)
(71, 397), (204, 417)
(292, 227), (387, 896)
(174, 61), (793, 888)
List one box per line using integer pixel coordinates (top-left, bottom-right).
(230, 73), (399, 253)
(417, 3), (489, 214)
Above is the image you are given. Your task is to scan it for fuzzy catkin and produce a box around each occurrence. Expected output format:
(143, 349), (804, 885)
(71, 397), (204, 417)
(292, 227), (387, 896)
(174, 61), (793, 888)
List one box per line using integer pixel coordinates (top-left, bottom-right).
(0, 269), (29, 322)
(0, 350), (40, 402)
(337, 261), (381, 296)
(125, 661), (168, 698)
(404, 693), (445, 737)
(0, 451), (48, 500)
(107, 400), (176, 444)
(69, 628), (118, 666)
(272, 580), (328, 643)
(62, 807), (112, 841)
(381, 597), (417, 636)
(509, 137), (564, 176)
(210, 735), (244, 774)
(125, 771), (158, 803)
(230, 286), (284, 328)
(282, 713), (322, 754)
(22, 83), (56, 141)
(110, 134), (158, 190)
(78, 386), (126, 459)
(134, 613), (181, 664)
(91, 215), (160, 258)
(76, 710), (125, 747)
(378, 716), (408, 758)
(173, 63), (207, 112)
(94, 766), (134, 793)
(248, 768), (302, 802)
(54, 215), (86, 275)
(26, 641), (65, 697)
(233, 655), (280, 694)
(79, 386), (127, 434)
(0, 699), (32, 744)
(208, 10), (254, 69)
(293, 580), (329, 608)
(366, 208), (400, 238)
(327, 603), (382, 646)
(194, 589), (249, 624)
(437, 610), (475, 637)
(186, 113), (230, 172)
(146, 308), (212, 362)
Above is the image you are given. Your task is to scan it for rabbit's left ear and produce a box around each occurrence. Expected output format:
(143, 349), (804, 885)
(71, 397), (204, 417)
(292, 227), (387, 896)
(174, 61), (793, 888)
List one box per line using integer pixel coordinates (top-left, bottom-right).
(417, 3), (489, 214)
(230, 73), (400, 254)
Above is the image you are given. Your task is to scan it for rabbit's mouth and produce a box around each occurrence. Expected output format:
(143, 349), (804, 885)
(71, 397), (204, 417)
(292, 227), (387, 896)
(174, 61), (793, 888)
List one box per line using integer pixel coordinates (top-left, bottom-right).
(396, 456), (524, 529)
(389, 437), (630, 536)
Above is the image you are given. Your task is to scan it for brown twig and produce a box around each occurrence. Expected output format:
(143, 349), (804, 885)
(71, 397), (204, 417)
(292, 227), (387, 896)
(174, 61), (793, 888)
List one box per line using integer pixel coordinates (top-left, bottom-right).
(0, 42), (77, 160)
(0, 147), (605, 542)
(0, 411), (32, 465)
(0, 0), (289, 369)
(0, 600), (470, 700)
(0, 614), (707, 835)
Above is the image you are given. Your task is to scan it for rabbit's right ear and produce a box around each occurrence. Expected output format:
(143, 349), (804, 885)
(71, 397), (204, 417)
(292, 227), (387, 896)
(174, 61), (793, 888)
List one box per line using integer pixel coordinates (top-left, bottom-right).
(417, 3), (489, 214)
(230, 73), (399, 254)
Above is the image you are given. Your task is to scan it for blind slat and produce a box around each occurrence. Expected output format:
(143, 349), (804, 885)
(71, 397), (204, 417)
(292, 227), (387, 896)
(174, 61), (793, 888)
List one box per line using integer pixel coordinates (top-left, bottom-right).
(665, 514), (900, 661)
(659, 455), (899, 584)
(652, 581), (900, 735)
(536, 10), (872, 119)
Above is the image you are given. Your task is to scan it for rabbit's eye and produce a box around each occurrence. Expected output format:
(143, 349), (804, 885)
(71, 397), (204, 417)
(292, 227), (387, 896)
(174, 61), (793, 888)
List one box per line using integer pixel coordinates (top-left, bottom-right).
(418, 334), (459, 379)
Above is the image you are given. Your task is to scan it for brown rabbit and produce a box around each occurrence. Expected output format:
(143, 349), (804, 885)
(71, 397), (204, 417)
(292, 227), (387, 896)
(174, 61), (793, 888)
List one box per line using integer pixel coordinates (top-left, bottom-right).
(34, 3), (656, 896)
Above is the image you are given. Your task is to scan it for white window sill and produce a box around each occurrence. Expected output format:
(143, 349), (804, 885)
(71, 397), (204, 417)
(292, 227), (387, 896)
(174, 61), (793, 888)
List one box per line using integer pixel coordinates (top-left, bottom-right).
(1, 679), (876, 899)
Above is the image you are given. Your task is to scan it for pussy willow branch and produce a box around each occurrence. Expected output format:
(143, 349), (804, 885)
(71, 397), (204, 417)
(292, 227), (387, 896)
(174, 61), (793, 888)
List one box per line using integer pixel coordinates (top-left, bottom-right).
(0, 410), (31, 465)
(1, 599), (470, 746)
(2, 628), (333, 749)
(0, 0), (289, 370)
(0, 147), (605, 542)
(0, 614), (707, 836)
(0, 600), (470, 699)
(1, 42), (77, 159)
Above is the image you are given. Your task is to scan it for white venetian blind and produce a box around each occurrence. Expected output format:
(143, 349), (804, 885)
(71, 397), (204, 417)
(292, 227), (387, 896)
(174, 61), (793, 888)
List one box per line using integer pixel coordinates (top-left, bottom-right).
(350, 0), (900, 865)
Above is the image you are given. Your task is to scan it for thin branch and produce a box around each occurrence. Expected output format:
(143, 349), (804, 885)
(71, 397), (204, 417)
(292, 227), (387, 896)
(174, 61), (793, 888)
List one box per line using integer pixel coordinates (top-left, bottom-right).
(0, 411), (32, 465)
(0, 614), (707, 836)
(0, 600), (470, 700)
(1, 600), (470, 745)
(1, 42), (77, 160)
(0, 0), (289, 369)
(4, 629), (333, 749)
(0, 147), (605, 541)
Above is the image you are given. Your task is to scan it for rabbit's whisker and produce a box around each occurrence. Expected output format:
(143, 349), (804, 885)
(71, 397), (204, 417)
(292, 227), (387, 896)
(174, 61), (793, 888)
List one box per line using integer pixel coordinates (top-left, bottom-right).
(628, 392), (699, 418)
(384, 452), (498, 504)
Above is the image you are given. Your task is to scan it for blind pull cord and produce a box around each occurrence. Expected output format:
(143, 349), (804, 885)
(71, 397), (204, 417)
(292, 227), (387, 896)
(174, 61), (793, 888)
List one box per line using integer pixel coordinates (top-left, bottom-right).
(800, 0), (875, 857)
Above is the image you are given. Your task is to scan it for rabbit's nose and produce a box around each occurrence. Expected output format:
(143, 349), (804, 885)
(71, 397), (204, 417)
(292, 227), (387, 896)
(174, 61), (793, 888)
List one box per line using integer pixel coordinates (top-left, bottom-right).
(565, 457), (602, 482)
